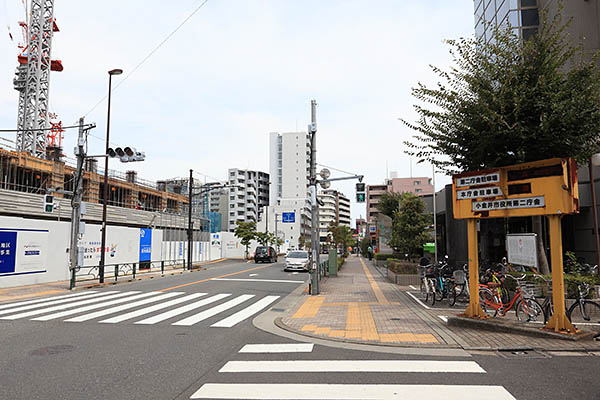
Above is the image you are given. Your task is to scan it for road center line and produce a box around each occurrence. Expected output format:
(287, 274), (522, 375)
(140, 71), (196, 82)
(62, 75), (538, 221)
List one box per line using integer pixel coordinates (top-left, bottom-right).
(212, 278), (305, 284)
(157, 264), (272, 292)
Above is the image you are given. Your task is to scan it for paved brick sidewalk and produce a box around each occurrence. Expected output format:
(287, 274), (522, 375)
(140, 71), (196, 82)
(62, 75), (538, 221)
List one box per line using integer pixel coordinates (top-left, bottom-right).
(279, 256), (600, 351)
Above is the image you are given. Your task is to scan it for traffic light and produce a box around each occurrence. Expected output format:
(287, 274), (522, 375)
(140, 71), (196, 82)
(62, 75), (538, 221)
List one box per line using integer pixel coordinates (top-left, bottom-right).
(356, 182), (366, 203)
(44, 194), (54, 213)
(107, 147), (145, 163)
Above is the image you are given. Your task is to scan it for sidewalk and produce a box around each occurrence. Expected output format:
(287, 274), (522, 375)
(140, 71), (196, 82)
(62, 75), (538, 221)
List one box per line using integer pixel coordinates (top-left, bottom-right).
(0, 258), (226, 303)
(278, 256), (600, 351)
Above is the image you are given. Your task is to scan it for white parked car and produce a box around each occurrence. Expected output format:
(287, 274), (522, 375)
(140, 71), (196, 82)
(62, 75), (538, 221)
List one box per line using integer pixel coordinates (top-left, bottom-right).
(284, 250), (309, 272)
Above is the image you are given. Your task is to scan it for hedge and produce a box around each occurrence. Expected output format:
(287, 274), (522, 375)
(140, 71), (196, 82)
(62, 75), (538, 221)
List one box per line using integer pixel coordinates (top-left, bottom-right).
(387, 259), (418, 274)
(374, 253), (395, 261)
(337, 256), (346, 270)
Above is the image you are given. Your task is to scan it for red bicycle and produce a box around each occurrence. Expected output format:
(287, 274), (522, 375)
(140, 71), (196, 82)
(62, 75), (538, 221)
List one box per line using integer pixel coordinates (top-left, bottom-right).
(478, 273), (544, 322)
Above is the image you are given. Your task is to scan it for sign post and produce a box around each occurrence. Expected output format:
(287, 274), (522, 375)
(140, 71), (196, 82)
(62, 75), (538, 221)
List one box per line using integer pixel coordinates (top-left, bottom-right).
(453, 158), (579, 333)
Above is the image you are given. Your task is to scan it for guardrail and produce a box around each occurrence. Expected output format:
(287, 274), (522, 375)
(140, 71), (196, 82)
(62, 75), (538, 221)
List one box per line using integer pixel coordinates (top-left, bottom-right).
(74, 259), (187, 283)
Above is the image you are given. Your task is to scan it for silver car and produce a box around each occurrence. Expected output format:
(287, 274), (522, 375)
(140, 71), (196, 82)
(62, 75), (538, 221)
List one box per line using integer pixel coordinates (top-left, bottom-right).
(284, 251), (309, 272)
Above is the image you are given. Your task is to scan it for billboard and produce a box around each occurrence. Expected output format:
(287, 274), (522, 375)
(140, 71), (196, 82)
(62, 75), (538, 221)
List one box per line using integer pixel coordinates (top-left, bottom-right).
(0, 229), (48, 276)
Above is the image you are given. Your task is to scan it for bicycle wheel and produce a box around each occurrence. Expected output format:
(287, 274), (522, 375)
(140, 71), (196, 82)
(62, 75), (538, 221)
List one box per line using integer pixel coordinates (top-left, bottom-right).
(447, 283), (457, 307)
(542, 299), (553, 324)
(479, 288), (499, 317)
(515, 298), (544, 322)
(434, 280), (444, 302)
(568, 300), (600, 326)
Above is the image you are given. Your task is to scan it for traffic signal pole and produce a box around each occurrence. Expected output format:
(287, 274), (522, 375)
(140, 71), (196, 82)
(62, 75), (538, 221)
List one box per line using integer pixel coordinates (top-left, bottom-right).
(309, 100), (319, 295)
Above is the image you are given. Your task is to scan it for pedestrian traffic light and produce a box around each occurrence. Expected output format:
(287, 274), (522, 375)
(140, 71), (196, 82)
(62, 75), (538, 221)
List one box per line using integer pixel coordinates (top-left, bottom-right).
(44, 194), (54, 213)
(356, 183), (365, 192)
(356, 192), (365, 203)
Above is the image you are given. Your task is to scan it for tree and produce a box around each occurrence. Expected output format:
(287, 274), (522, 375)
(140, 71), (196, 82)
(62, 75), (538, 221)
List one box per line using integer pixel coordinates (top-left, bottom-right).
(376, 192), (404, 218)
(359, 236), (371, 256)
(254, 231), (270, 246)
(233, 221), (256, 259)
(401, 9), (600, 273)
(327, 222), (354, 256)
(388, 193), (432, 260)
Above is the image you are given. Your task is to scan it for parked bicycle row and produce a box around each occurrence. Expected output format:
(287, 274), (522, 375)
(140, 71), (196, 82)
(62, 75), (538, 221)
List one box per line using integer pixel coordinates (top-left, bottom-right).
(418, 256), (600, 329)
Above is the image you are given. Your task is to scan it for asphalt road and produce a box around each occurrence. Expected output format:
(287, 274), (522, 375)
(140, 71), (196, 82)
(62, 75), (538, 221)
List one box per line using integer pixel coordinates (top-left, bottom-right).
(0, 259), (598, 400)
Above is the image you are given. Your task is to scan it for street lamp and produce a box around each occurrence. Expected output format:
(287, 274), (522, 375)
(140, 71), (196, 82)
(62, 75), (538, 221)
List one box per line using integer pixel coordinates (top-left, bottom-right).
(99, 68), (123, 283)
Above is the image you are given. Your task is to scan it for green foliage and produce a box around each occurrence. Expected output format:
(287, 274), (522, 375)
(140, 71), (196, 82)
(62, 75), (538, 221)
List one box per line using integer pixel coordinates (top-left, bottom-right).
(233, 221), (256, 257)
(359, 237), (371, 256)
(327, 223), (353, 256)
(376, 192), (404, 218)
(374, 253), (395, 261)
(388, 192), (432, 259)
(337, 256), (346, 270)
(402, 9), (600, 173)
(254, 231), (270, 246)
(387, 259), (419, 275)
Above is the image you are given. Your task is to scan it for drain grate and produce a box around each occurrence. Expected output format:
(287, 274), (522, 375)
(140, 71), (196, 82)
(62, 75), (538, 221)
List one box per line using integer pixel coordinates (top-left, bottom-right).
(497, 349), (549, 359)
(271, 308), (286, 312)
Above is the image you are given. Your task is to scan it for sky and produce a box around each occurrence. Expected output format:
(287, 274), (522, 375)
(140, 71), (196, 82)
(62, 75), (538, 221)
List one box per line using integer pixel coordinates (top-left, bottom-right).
(0, 0), (475, 225)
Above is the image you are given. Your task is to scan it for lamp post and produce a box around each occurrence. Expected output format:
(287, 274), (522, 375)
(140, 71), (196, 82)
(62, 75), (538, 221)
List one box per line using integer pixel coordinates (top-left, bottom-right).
(99, 68), (123, 284)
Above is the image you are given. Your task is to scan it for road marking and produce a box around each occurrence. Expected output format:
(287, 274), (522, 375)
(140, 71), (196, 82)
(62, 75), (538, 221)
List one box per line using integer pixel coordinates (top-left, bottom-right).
(409, 285), (418, 290)
(358, 257), (389, 304)
(0, 291), (130, 320)
(211, 296), (280, 328)
(406, 291), (431, 310)
(65, 292), (183, 322)
(238, 343), (314, 353)
(98, 293), (207, 324)
(172, 294), (255, 326)
(218, 360), (486, 373)
(158, 264), (271, 292)
(439, 315), (448, 323)
(248, 274), (258, 277)
(0, 291), (97, 311)
(31, 292), (159, 321)
(191, 384), (516, 400)
(0, 291), (110, 316)
(212, 278), (305, 284)
(134, 293), (231, 325)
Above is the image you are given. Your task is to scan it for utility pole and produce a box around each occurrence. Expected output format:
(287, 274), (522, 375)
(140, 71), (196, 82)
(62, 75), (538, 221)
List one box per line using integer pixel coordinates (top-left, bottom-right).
(188, 169), (193, 271)
(275, 212), (278, 253)
(432, 163), (437, 264)
(69, 117), (86, 289)
(309, 99), (319, 295)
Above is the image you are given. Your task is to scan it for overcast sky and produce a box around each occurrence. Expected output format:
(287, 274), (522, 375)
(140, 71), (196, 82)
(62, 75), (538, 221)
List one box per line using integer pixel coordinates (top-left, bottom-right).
(0, 0), (475, 224)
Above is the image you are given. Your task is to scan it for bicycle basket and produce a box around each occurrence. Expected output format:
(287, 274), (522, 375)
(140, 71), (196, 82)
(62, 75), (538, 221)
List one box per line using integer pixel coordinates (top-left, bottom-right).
(453, 270), (466, 285)
(521, 282), (539, 299)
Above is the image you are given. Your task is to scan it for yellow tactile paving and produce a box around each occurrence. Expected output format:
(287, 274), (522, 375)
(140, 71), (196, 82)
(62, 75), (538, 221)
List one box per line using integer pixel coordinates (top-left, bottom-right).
(314, 327), (332, 335)
(358, 303), (380, 341)
(328, 330), (345, 337)
(346, 302), (361, 332)
(292, 296), (326, 318)
(359, 257), (389, 304)
(301, 325), (317, 331)
(379, 333), (439, 343)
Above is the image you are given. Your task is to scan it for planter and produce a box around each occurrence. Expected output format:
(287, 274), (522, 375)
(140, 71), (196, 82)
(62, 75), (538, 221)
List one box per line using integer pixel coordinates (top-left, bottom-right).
(376, 259), (386, 267)
(387, 269), (420, 286)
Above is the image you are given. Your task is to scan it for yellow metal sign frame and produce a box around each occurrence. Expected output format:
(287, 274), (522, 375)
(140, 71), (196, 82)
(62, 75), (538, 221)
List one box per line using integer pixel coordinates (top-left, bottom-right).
(452, 158), (579, 333)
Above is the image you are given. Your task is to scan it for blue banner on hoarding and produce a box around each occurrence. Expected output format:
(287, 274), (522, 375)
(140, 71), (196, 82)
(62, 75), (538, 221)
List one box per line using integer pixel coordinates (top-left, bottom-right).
(139, 229), (152, 262)
(0, 231), (17, 274)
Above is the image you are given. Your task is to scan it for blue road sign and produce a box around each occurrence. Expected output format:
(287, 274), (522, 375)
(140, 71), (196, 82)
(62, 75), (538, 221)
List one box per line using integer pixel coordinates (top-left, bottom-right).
(282, 212), (295, 223)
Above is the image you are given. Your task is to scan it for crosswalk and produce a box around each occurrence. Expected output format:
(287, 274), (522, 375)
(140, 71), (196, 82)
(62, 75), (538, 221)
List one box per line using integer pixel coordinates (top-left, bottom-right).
(190, 343), (518, 400)
(0, 290), (279, 328)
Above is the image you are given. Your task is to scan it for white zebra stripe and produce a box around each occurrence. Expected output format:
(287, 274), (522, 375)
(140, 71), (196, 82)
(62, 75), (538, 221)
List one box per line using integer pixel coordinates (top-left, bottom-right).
(134, 293), (231, 325)
(211, 296), (280, 328)
(172, 294), (255, 326)
(0, 291), (97, 311)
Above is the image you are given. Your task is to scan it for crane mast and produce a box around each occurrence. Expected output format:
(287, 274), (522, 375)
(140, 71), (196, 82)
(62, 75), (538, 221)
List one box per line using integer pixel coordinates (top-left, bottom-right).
(13, 0), (62, 159)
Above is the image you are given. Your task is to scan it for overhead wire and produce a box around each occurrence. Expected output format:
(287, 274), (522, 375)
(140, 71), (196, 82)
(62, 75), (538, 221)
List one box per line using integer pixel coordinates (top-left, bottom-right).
(82, 0), (210, 118)
(316, 163), (361, 177)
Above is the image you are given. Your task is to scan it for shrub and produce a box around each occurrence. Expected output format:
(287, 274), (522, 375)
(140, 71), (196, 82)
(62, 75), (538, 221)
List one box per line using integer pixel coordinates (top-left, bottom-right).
(387, 260), (418, 275)
(374, 253), (395, 261)
(337, 256), (346, 270)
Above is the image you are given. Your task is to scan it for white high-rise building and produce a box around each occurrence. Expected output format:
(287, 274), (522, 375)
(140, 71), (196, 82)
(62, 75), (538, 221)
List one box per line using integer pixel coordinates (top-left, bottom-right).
(227, 168), (270, 232)
(318, 190), (351, 244)
(258, 132), (312, 251)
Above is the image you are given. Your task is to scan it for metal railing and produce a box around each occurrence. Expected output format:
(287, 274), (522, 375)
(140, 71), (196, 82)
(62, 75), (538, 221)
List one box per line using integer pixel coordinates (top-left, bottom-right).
(73, 259), (190, 283)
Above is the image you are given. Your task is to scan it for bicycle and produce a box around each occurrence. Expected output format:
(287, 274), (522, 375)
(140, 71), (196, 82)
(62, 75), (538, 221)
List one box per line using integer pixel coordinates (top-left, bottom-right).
(567, 283), (600, 329)
(420, 265), (437, 306)
(479, 273), (544, 322)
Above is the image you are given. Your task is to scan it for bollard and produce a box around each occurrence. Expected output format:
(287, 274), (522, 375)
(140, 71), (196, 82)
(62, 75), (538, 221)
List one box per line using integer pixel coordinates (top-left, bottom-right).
(161, 260), (164, 275)
(133, 263), (136, 279)
(115, 265), (118, 282)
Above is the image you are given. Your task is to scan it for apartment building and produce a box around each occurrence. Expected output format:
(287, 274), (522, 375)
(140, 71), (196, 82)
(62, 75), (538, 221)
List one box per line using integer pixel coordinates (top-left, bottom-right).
(366, 177), (433, 223)
(318, 189), (351, 243)
(227, 168), (269, 232)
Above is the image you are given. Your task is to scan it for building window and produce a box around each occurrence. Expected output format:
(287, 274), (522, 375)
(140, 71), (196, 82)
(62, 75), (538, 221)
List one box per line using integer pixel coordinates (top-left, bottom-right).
(414, 181), (420, 185)
(415, 188), (422, 193)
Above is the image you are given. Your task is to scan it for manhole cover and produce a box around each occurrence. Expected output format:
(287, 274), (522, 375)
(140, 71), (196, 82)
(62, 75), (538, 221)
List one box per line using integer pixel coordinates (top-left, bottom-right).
(497, 349), (549, 359)
(29, 345), (75, 356)
(271, 308), (286, 312)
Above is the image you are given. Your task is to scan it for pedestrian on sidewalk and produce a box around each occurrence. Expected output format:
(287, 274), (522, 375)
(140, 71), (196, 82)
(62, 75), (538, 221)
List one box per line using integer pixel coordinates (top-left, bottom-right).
(367, 246), (373, 261)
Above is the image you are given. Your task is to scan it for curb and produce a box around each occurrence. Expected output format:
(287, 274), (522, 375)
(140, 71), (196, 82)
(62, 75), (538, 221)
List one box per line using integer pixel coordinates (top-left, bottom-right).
(447, 315), (597, 342)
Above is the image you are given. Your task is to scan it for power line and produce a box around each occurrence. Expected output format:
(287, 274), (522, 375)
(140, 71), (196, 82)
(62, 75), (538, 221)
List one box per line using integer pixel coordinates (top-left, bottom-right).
(316, 163), (360, 177)
(83, 0), (210, 118)
(0, 123), (95, 132)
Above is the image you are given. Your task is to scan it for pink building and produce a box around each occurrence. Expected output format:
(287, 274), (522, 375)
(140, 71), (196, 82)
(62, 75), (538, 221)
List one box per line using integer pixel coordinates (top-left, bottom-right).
(388, 177), (433, 196)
